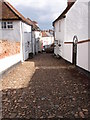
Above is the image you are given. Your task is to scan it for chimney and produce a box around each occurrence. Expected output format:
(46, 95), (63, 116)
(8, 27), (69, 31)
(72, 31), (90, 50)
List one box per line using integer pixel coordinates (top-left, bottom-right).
(67, 0), (76, 6)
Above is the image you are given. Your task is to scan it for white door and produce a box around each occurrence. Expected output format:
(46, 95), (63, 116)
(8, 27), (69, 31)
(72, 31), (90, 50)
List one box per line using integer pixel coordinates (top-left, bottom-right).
(23, 32), (32, 60)
(54, 40), (58, 55)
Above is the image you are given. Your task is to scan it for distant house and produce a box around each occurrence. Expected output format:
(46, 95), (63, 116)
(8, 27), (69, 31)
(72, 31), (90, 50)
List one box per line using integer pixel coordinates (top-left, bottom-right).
(27, 18), (42, 54)
(41, 30), (54, 49)
(53, 0), (90, 72)
(32, 21), (42, 54)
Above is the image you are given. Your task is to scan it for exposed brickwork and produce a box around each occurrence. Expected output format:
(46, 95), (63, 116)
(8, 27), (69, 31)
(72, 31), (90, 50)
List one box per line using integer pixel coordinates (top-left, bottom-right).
(0, 40), (20, 59)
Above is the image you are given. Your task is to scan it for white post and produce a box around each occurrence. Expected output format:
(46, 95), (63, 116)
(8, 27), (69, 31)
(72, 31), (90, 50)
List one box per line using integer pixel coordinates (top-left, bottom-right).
(20, 21), (24, 62)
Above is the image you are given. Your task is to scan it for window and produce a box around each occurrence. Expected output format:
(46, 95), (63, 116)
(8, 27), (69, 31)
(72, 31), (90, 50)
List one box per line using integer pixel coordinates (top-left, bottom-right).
(59, 21), (61, 32)
(1, 21), (13, 29)
(7, 22), (13, 28)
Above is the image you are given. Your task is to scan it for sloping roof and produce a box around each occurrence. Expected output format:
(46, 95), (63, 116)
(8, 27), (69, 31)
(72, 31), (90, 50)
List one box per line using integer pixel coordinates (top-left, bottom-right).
(53, 0), (76, 26)
(42, 31), (53, 37)
(0, 0), (32, 26)
(27, 18), (40, 31)
(42, 31), (49, 37)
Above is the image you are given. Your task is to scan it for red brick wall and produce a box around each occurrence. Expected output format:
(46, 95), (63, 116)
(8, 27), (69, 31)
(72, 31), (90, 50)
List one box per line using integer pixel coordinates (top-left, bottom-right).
(0, 40), (20, 59)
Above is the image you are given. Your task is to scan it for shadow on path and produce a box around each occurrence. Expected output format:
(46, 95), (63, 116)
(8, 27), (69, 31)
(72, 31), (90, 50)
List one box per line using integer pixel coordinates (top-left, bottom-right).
(1, 53), (90, 119)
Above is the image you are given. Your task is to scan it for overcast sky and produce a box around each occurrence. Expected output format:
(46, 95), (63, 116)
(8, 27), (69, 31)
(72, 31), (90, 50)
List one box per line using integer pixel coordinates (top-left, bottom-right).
(7, 0), (67, 30)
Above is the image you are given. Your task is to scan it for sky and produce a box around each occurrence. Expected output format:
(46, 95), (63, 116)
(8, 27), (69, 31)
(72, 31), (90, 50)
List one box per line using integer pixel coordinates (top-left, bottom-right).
(7, 0), (67, 30)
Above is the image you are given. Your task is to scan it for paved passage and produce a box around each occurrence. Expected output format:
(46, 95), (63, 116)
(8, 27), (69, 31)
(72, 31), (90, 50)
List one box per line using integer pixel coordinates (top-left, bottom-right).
(1, 53), (90, 118)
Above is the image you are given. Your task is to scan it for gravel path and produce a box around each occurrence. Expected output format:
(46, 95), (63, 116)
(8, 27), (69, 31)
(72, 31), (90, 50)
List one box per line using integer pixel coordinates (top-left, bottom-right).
(1, 53), (90, 119)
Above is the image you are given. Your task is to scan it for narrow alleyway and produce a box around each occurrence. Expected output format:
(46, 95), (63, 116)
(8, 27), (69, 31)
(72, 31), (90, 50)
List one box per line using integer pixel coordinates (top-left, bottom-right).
(1, 53), (90, 118)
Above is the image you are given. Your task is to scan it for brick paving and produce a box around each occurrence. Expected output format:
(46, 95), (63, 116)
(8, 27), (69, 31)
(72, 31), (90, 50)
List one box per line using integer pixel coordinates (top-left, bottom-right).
(1, 53), (90, 119)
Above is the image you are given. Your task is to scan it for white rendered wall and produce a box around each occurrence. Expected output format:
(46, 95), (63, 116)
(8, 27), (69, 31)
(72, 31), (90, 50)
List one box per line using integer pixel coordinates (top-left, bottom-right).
(0, 21), (21, 42)
(77, 42), (89, 71)
(35, 31), (43, 53)
(23, 23), (31, 33)
(0, 54), (21, 74)
(35, 31), (40, 40)
(65, 1), (89, 70)
(54, 18), (65, 58)
(54, 1), (89, 69)
(64, 44), (73, 63)
(88, 42), (90, 71)
(21, 22), (32, 61)
(42, 36), (54, 46)
(88, 2), (90, 72)
(32, 31), (35, 55)
(65, 1), (88, 42)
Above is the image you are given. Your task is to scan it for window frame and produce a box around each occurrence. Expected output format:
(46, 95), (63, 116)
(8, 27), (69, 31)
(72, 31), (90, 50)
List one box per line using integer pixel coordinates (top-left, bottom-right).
(1, 21), (13, 29)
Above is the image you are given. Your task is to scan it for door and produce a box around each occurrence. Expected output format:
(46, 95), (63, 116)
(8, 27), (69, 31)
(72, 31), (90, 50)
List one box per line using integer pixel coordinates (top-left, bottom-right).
(73, 36), (78, 65)
(54, 40), (58, 55)
(23, 32), (32, 60)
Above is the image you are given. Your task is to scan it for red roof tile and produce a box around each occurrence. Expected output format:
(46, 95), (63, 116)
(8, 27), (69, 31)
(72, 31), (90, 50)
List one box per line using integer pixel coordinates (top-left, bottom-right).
(42, 31), (49, 37)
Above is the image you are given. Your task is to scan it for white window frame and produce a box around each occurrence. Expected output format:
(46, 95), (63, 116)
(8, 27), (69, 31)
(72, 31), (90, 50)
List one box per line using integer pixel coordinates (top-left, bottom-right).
(1, 21), (13, 29)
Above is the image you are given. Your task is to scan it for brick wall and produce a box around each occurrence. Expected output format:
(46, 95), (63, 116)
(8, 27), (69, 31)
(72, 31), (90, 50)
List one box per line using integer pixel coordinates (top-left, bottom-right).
(0, 40), (20, 59)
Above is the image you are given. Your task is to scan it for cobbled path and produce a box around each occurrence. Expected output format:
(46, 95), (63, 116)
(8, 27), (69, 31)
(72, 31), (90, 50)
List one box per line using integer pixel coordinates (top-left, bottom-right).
(1, 53), (90, 119)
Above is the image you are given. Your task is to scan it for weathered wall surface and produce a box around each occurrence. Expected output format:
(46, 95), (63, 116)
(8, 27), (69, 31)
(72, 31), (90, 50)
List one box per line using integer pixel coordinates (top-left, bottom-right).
(0, 40), (20, 59)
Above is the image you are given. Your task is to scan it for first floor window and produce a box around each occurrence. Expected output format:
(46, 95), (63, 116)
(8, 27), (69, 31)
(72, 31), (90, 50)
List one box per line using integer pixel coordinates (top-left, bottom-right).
(7, 22), (13, 28)
(1, 21), (13, 29)
(1, 22), (6, 29)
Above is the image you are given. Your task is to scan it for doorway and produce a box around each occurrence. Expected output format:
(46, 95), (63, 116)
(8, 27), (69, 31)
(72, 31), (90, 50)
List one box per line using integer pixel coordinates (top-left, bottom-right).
(73, 36), (78, 65)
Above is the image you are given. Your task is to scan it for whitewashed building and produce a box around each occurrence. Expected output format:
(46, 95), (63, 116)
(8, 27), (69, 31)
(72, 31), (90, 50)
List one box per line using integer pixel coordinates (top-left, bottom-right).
(41, 31), (54, 48)
(0, 0), (33, 74)
(27, 19), (42, 55)
(53, 0), (90, 72)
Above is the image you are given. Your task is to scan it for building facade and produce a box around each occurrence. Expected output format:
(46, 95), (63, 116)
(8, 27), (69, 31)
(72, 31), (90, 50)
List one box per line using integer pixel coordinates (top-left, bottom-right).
(53, 0), (90, 72)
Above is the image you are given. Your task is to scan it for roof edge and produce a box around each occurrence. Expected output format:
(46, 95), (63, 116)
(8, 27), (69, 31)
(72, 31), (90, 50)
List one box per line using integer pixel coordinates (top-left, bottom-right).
(1, 0), (32, 26)
(52, 1), (76, 26)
